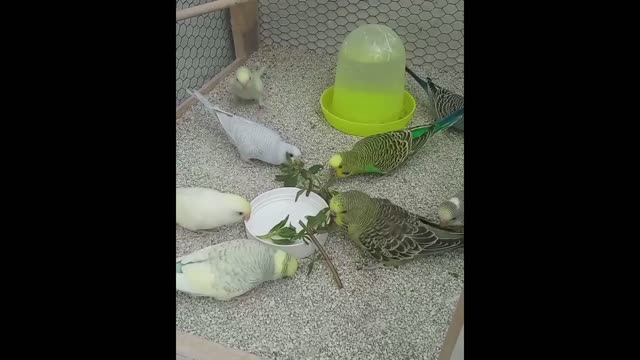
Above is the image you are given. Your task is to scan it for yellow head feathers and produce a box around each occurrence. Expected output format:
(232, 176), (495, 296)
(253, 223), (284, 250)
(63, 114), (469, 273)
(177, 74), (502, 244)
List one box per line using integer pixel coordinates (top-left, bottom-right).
(329, 154), (342, 168)
(235, 66), (251, 85)
(273, 250), (299, 278)
(329, 154), (345, 177)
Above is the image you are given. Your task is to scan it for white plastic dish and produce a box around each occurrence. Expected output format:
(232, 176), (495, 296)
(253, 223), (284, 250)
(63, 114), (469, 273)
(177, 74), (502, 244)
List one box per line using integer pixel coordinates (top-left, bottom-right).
(244, 187), (329, 259)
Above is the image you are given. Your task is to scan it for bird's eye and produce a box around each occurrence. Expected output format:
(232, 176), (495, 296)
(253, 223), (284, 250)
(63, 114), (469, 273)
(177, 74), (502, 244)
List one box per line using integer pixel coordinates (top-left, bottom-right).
(338, 165), (342, 168)
(238, 212), (244, 216)
(286, 152), (293, 158)
(341, 210), (348, 214)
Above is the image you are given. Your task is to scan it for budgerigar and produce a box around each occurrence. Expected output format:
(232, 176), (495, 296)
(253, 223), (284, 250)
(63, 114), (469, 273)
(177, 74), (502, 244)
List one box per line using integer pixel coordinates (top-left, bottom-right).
(406, 66), (464, 131)
(230, 66), (266, 107)
(328, 108), (463, 177)
(176, 187), (251, 231)
(329, 190), (464, 269)
(188, 89), (302, 165)
(438, 190), (464, 230)
(176, 238), (298, 300)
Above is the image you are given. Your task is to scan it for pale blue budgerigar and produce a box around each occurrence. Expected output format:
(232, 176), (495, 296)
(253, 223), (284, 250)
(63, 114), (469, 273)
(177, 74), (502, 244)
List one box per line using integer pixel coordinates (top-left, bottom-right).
(438, 190), (464, 230)
(406, 66), (464, 131)
(176, 238), (298, 301)
(187, 89), (301, 165)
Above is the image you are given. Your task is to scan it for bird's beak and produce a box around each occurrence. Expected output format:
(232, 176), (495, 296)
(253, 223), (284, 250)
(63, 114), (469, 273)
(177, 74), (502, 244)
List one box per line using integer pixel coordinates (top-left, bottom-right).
(440, 220), (449, 228)
(243, 213), (251, 221)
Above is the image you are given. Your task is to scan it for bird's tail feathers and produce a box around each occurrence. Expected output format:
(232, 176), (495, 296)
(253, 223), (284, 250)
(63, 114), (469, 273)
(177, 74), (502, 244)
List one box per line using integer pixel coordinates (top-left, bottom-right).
(433, 107), (464, 133)
(186, 89), (235, 119)
(405, 66), (430, 89)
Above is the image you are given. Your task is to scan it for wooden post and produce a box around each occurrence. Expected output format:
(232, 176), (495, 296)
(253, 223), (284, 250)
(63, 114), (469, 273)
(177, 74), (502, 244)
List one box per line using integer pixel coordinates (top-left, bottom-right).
(229, 0), (258, 60)
(176, 58), (245, 120)
(438, 290), (464, 360)
(176, 0), (258, 120)
(176, 330), (259, 359)
(176, 0), (250, 22)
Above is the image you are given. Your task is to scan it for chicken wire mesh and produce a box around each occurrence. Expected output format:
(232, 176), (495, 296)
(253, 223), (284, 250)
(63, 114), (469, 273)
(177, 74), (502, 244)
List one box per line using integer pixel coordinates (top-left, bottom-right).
(176, 0), (236, 106)
(258, 0), (464, 72)
(176, 0), (464, 106)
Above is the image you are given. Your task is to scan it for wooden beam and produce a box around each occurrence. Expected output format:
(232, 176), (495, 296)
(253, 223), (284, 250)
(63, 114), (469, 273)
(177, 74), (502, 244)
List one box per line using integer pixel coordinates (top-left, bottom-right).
(176, 0), (250, 22)
(229, 0), (258, 59)
(176, 57), (246, 120)
(176, 330), (259, 359)
(438, 290), (464, 360)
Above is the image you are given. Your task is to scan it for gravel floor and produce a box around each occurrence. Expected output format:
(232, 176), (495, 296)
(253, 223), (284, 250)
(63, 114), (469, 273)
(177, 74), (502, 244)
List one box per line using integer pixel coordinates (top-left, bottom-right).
(176, 45), (464, 360)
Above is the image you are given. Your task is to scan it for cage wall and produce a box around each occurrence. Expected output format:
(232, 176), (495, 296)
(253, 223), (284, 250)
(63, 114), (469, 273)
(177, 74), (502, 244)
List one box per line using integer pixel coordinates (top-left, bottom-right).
(176, 0), (236, 106)
(176, 0), (464, 106)
(258, 0), (464, 71)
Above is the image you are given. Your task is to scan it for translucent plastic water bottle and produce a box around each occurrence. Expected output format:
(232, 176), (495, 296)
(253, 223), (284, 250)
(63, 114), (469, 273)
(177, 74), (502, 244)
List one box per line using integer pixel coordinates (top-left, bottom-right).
(332, 24), (406, 124)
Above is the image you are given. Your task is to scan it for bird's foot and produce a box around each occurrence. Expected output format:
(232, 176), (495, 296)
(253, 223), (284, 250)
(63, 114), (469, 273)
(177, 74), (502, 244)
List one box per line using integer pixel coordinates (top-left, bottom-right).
(361, 262), (386, 271)
(356, 260), (384, 271)
(256, 103), (265, 119)
(192, 228), (217, 235)
(240, 157), (255, 165)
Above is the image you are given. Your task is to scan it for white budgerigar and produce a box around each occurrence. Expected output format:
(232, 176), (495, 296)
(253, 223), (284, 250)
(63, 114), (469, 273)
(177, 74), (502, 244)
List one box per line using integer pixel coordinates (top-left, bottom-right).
(176, 238), (299, 300)
(176, 187), (251, 231)
(230, 66), (266, 107)
(438, 190), (464, 229)
(187, 89), (302, 165)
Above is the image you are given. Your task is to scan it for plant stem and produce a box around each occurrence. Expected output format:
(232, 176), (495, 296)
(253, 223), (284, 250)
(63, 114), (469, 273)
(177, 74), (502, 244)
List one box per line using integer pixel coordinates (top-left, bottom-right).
(299, 220), (343, 289)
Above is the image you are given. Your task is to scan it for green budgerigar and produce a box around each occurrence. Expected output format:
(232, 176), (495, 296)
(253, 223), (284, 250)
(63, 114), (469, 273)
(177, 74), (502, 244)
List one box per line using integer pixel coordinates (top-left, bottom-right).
(329, 190), (464, 269)
(328, 107), (463, 177)
(176, 238), (298, 300)
(405, 66), (465, 131)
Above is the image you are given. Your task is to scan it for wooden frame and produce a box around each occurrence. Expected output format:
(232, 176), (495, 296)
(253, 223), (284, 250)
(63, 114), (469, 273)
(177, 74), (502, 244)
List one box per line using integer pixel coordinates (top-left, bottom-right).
(176, 0), (258, 120)
(437, 290), (464, 360)
(177, 330), (259, 359)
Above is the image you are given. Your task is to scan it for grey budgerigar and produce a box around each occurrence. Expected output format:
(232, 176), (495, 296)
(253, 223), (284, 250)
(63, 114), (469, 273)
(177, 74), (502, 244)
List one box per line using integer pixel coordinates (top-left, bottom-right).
(188, 89), (302, 165)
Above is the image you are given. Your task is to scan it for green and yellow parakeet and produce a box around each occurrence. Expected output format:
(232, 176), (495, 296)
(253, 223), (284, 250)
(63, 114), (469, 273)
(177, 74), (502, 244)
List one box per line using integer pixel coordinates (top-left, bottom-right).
(328, 107), (463, 177)
(231, 66), (266, 107)
(329, 190), (463, 269)
(176, 239), (298, 300)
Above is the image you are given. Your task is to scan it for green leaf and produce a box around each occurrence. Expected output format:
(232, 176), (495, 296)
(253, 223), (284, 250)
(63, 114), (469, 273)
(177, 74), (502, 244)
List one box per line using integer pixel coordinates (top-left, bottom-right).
(275, 174), (289, 182)
(305, 180), (313, 197)
(272, 238), (296, 245)
(295, 188), (305, 202)
(268, 215), (290, 234)
(279, 163), (290, 172)
(300, 169), (309, 179)
(308, 164), (323, 174)
(256, 233), (276, 240)
(277, 226), (297, 238)
(284, 176), (298, 187)
(305, 215), (318, 230)
(290, 231), (304, 241)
